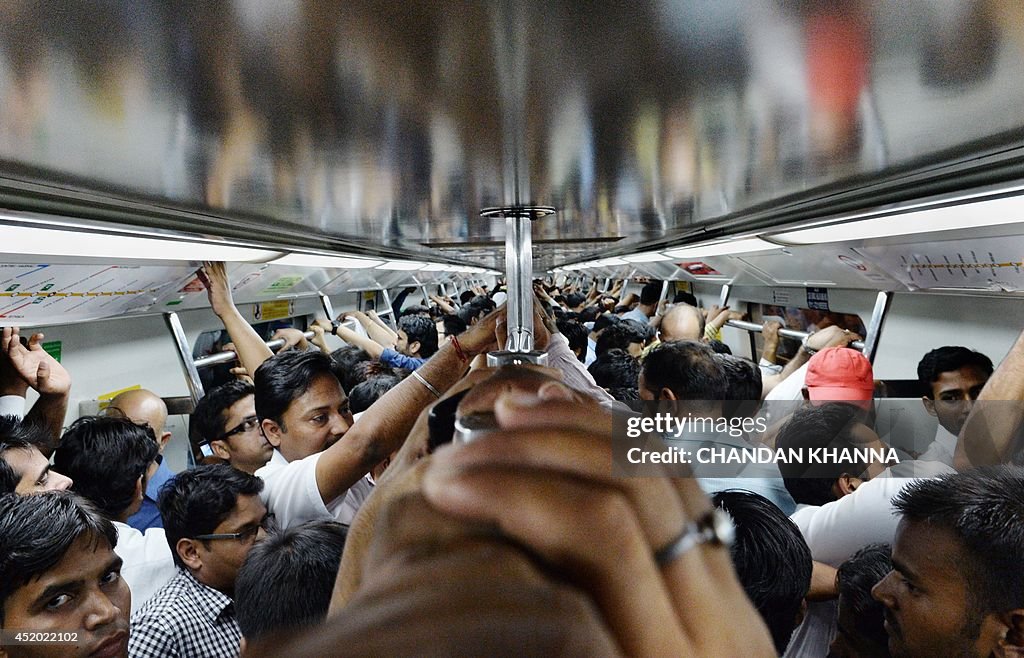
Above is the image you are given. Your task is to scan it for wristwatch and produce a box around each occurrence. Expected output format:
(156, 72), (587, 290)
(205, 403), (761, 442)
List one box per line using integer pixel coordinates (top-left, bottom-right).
(801, 333), (817, 356)
(331, 320), (341, 336)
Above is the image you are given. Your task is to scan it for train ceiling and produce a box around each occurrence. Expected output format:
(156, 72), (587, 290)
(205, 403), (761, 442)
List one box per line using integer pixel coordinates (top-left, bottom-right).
(0, 1), (1023, 271)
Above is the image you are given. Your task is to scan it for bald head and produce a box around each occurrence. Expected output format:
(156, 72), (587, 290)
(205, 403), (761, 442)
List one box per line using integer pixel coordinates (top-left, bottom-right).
(659, 304), (706, 343)
(109, 389), (170, 451)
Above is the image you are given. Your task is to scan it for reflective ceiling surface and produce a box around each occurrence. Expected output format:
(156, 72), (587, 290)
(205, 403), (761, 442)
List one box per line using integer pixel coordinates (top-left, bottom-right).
(0, 1), (1023, 270)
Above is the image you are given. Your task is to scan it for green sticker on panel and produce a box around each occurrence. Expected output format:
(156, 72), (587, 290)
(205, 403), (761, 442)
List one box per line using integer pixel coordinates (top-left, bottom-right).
(42, 341), (61, 363)
(261, 276), (303, 294)
(165, 299), (183, 306)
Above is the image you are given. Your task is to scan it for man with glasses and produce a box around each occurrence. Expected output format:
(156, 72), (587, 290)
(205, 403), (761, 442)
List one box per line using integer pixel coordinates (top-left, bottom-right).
(192, 380), (273, 474)
(130, 464), (267, 657)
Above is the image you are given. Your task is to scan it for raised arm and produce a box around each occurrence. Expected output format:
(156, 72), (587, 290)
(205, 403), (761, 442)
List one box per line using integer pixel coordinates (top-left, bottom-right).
(760, 325), (861, 399)
(311, 307), (502, 502)
(957, 326), (1024, 468)
(3, 327), (70, 455)
(353, 310), (398, 346)
(318, 319), (386, 359)
(197, 262), (274, 376)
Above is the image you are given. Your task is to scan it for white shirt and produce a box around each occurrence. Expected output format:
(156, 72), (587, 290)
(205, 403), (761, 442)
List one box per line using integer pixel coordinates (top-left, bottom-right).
(789, 462), (954, 568)
(765, 363), (808, 402)
(917, 424), (958, 466)
(256, 449), (375, 530)
(0, 395), (25, 418)
(584, 337), (597, 368)
(111, 521), (176, 614)
(783, 465), (950, 658)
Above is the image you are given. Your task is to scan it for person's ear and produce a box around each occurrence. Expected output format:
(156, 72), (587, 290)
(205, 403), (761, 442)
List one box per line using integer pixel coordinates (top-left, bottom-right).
(158, 431), (172, 452)
(997, 609), (1024, 657)
(834, 474), (862, 497)
(210, 439), (231, 460)
(134, 477), (145, 504)
(409, 340), (421, 356)
(261, 419), (283, 448)
(176, 538), (203, 572)
(922, 396), (937, 417)
(659, 387), (677, 401)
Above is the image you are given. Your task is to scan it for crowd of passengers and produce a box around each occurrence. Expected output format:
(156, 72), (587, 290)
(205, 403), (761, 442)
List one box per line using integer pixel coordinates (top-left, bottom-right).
(1, 263), (1023, 657)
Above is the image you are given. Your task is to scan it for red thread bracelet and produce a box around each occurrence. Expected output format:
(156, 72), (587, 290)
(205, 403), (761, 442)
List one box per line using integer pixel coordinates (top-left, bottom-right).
(448, 335), (468, 363)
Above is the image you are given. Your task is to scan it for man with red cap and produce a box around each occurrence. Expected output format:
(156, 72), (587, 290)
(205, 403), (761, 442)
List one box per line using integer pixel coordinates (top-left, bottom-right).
(801, 346), (875, 407)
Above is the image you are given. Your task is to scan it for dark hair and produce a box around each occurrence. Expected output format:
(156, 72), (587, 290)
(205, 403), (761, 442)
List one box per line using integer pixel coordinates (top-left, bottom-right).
(398, 314), (438, 358)
(596, 320), (649, 358)
(0, 491), (117, 623)
(457, 302), (487, 326)
(837, 543), (892, 652)
(459, 290), (476, 305)
(592, 313), (620, 334)
(641, 340), (728, 400)
(607, 387), (640, 402)
(707, 339), (732, 355)
(712, 490), (812, 654)
(556, 320), (590, 363)
(892, 466), (1024, 615)
(577, 306), (599, 324)
(158, 464), (263, 569)
(192, 380), (254, 443)
(401, 304), (431, 318)
(916, 346), (993, 398)
(54, 416), (158, 518)
(588, 349), (640, 390)
(349, 375), (402, 414)
(441, 313), (468, 338)
(672, 291), (698, 307)
(775, 403), (870, 506)
(235, 520), (347, 639)
(564, 293), (586, 309)
(330, 345), (372, 394)
(255, 350), (341, 430)
(717, 354), (762, 420)
(639, 281), (663, 305)
(0, 416), (54, 494)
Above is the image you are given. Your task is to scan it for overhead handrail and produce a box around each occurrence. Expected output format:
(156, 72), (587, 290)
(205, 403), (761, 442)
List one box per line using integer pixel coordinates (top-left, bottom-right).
(723, 318), (866, 352)
(193, 320), (358, 370)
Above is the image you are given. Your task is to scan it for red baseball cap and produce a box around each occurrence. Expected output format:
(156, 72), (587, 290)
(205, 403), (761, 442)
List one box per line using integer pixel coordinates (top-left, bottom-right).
(804, 346), (874, 404)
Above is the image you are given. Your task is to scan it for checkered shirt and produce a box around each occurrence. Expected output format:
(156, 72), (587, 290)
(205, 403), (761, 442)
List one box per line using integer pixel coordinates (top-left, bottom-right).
(129, 568), (241, 657)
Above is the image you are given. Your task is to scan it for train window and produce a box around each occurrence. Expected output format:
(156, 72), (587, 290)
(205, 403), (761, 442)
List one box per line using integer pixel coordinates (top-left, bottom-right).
(192, 317), (308, 391)
(751, 304), (866, 362)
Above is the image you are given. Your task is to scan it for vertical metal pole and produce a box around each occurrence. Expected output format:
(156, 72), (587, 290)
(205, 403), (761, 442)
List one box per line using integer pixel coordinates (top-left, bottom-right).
(505, 213), (533, 352)
(603, 277), (611, 292)
(861, 291), (892, 364)
(380, 289), (397, 329)
(164, 312), (204, 407)
(719, 284), (732, 307)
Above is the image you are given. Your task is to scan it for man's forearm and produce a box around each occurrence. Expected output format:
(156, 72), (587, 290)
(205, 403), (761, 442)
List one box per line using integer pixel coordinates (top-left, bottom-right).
(216, 306), (275, 376)
(959, 327), (1024, 467)
(24, 391), (68, 457)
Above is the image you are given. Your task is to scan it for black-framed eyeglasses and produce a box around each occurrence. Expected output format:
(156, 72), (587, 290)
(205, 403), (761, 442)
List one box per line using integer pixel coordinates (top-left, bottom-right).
(217, 416), (259, 442)
(194, 513), (276, 543)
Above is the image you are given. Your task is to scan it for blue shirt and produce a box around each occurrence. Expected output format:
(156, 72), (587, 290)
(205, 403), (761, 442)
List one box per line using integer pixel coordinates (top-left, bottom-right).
(380, 348), (428, 371)
(127, 458), (175, 532)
